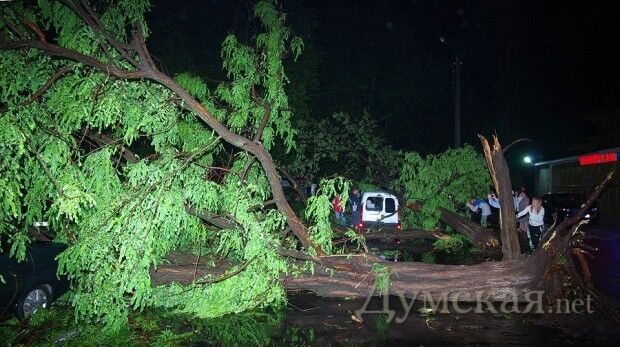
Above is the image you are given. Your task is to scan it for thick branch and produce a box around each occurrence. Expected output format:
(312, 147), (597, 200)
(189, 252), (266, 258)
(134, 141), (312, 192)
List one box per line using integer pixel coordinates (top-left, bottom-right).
(0, 39), (146, 79)
(277, 165), (308, 204)
(131, 24), (157, 70)
(254, 103), (272, 142)
(186, 205), (236, 230)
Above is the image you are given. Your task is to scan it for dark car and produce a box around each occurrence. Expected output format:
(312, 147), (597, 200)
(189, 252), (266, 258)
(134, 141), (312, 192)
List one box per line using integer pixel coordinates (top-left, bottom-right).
(1, 242), (69, 320)
(541, 193), (599, 225)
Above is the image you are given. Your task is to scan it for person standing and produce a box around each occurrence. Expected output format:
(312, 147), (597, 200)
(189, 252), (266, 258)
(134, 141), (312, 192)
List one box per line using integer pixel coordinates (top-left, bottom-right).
(310, 182), (317, 196)
(517, 191), (529, 232)
(349, 189), (362, 228)
(516, 196), (545, 251)
(467, 197), (492, 228)
(513, 190), (522, 212)
(332, 194), (346, 226)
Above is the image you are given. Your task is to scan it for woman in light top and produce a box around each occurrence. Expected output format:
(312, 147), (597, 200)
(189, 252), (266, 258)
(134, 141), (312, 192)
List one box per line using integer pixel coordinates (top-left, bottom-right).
(516, 196), (545, 251)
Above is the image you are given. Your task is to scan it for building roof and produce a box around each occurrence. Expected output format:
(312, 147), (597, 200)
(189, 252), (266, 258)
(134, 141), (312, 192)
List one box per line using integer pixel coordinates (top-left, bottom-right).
(534, 147), (620, 167)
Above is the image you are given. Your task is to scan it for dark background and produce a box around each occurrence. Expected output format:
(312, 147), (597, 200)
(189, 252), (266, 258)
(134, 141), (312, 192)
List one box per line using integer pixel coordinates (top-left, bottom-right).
(146, 0), (619, 180)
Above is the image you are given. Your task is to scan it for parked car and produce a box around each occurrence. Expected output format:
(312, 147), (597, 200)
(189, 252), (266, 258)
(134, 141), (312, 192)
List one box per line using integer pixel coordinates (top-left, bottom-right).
(541, 193), (599, 225)
(1, 241), (69, 320)
(359, 191), (401, 231)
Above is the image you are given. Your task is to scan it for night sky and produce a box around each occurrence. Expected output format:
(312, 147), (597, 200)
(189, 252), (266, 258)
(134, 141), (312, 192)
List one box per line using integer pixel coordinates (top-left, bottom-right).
(147, 0), (619, 165)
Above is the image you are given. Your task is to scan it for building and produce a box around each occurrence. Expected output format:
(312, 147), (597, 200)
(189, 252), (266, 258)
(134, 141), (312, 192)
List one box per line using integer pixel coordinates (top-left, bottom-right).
(534, 147), (620, 216)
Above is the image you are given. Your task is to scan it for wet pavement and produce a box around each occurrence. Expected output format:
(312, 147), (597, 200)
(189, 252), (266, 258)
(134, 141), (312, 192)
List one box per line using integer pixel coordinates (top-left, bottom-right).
(192, 216), (620, 345)
(586, 216), (620, 307)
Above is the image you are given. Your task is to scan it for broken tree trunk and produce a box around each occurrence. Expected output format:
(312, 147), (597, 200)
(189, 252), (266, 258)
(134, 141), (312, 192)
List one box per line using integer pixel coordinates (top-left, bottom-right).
(479, 135), (520, 260)
(407, 204), (500, 251)
(438, 207), (500, 250)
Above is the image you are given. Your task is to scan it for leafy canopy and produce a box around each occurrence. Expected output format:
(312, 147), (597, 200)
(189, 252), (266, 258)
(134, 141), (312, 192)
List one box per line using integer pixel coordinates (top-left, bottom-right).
(0, 0), (312, 329)
(394, 145), (491, 229)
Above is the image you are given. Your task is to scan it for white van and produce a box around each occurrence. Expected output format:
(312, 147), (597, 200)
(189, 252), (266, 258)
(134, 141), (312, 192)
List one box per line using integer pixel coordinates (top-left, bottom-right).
(359, 191), (401, 231)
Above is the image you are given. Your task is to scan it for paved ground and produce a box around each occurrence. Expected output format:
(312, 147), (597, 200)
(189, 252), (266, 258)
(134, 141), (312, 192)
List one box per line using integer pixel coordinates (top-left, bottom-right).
(585, 216), (620, 303)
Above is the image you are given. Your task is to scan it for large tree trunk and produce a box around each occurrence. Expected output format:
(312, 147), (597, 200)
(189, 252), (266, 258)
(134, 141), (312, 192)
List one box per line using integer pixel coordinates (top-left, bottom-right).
(479, 135), (520, 260)
(151, 171), (613, 303)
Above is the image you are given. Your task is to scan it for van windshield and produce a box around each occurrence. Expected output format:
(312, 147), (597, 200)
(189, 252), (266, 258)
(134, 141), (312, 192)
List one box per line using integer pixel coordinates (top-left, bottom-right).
(365, 197), (383, 212)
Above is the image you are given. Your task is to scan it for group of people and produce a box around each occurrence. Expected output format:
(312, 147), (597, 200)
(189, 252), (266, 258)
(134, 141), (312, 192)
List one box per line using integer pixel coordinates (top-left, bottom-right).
(468, 188), (545, 251)
(332, 189), (362, 227)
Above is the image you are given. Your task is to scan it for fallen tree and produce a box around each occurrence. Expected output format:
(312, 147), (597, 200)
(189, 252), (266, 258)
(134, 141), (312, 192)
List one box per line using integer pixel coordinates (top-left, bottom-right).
(406, 203), (500, 251)
(153, 171), (614, 302)
(0, 0), (610, 329)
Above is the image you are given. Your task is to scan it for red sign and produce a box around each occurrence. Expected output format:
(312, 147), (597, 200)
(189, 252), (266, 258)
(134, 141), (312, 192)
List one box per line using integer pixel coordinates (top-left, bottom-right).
(579, 152), (618, 166)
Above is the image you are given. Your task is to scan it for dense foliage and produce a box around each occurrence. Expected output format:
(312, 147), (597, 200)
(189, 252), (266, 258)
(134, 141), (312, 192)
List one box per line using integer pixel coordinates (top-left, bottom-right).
(282, 110), (401, 187)
(0, 0), (313, 328)
(394, 145), (491, 229)
(0, 0), (493, 332)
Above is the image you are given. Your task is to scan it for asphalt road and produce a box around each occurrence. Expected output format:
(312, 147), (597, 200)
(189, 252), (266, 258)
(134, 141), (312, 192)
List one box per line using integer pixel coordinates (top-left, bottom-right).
(585, 216), (620, 303)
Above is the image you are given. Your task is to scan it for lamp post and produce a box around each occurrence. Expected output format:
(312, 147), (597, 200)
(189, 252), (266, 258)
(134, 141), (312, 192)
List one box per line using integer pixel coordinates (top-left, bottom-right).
(440, 36), (462, 148)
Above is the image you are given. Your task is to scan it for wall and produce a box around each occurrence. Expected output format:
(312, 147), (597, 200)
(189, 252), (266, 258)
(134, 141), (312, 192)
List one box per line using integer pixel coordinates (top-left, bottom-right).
(545, 161), (620, 216)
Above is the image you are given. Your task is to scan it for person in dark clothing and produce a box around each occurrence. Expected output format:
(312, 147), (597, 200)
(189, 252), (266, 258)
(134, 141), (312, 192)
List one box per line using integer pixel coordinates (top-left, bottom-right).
(349, 189), (362, 228)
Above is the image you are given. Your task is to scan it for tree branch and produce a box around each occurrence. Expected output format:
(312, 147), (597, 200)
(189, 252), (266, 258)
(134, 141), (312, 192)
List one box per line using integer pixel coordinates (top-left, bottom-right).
(254, 103), (272, 142)
(21, 66), (73, 107)
(0, 39), (146, 79)
(502, 138), (530, 153)
(68, 0), (139, 66)
(80, 128), (140, 164)
(194, 257), (254, 285)
(20, 131), (65, 197)
(276, 165), (307, 204)
(131, 23), (156, 70)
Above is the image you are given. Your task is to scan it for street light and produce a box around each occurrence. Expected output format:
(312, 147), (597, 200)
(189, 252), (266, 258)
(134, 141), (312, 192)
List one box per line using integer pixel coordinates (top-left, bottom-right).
(523, 156), (532, 164)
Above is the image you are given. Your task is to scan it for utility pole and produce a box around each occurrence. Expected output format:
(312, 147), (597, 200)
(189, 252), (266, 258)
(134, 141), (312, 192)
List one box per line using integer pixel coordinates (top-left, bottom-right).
(441, 36), (463, 148)
(454, 54), (462, 148)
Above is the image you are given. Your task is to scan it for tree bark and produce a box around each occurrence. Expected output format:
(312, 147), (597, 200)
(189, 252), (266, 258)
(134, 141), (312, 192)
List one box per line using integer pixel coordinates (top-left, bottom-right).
(479, 135), (520, 260)
(362, 230), (448, 242)
(407, 204), (500, 250)
(438, 208), (500, 250)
